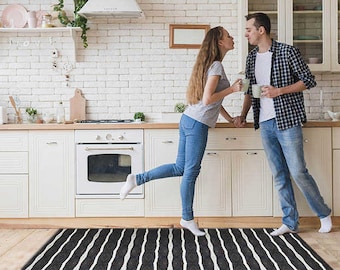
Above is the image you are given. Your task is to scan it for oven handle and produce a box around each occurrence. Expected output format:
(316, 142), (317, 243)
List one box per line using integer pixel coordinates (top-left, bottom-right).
(85, 147), (134, 151)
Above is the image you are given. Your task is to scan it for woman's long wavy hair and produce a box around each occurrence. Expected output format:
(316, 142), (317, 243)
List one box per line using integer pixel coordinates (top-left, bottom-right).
(186, 26), (224, 105)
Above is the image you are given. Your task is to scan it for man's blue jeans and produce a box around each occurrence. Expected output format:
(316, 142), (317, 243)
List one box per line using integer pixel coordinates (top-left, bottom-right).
(136, 114), (209, 221)
(260, 118), (331, 231)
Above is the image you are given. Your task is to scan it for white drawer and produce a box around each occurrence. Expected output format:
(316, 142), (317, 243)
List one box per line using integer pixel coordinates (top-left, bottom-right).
(333, 127), (340, 149)
(207, 128), (263, 150)
(0, 152), (28, 173)
(0, 131), (28, 151)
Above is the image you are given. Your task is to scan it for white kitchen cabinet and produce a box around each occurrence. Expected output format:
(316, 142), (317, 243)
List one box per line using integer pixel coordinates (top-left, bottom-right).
(273, 128), (332, 217)
(0, 131), (28, 217)
(197, 129), (272, 217)
(144, 129), (182, 216)
(29, 130), (75, 217)
(195, 151), (232, 216)
(239, 0), (337, 72)
(333, 127), (340, 216)
(145, 128), (272, 217)
(231, 150), (272, 216)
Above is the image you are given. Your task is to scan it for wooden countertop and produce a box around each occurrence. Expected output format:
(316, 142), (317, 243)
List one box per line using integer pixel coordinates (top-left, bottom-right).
(0, 120), (339, 130)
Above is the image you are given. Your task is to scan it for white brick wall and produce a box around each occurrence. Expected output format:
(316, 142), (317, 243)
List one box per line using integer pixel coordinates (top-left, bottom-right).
(0, 0), (339, 123)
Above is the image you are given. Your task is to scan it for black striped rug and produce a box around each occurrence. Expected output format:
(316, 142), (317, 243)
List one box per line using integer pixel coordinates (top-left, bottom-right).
(22, 228), (332, 270)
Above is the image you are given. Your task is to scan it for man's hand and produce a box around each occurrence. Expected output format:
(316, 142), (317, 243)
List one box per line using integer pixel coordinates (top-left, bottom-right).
(261, 85), (281, 98)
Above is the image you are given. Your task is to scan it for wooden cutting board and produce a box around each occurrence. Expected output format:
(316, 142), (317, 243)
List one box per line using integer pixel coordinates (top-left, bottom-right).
(70, 88), (86, 121)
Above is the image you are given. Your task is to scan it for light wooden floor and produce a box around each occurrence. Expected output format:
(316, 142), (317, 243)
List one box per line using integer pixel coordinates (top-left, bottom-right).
(0, 217), (339, 270)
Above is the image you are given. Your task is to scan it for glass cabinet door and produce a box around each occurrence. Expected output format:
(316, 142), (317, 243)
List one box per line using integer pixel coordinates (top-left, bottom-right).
(247, 0), (281, 51)
(238, 0), (285, 73)
(331, 0), (340, 70)
(239, 0), (334, 72)
(287, 0), (331, 71)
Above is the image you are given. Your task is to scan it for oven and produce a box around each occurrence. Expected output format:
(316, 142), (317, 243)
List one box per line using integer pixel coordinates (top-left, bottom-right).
(75, 129), (144, 198)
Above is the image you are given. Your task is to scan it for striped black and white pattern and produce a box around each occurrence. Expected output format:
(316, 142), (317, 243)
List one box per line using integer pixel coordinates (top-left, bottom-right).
(22, 228), (332, 270)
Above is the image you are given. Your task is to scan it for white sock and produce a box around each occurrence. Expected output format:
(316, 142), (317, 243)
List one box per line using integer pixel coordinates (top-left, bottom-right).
(119, 174), (137, 200)
(319, 215), (332, 233)
(270, 224), (298, 236)
(180, 219), (205, 236)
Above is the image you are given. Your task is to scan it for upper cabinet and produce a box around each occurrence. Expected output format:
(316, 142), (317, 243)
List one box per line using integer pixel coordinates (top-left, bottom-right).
(238, 0), (339, 72)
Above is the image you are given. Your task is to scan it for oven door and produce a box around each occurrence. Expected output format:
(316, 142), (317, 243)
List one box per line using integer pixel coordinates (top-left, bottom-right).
(76, 143), (144, 198)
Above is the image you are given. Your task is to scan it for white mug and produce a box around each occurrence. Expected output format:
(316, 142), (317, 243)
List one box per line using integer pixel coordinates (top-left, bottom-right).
(252, 84), (262, 98)
(241, 79), (250, 92)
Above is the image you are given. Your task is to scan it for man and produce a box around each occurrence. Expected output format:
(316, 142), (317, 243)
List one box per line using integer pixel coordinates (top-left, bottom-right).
(234, 13), (332, 236)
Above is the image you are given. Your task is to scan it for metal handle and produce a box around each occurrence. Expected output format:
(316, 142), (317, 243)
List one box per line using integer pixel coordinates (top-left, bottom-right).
(225, 137), (237, 141)
(85, 147), (134, 151)
(207, 152), (217, 156)
(46, 142), (58, 145)
(162, 140), (174, 144)
(246, 152), (258, 155)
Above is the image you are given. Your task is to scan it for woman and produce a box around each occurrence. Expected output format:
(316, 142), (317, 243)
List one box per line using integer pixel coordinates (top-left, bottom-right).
(120, 26), (242, 236)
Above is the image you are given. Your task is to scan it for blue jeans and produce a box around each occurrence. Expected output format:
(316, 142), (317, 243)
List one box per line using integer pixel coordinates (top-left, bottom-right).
(136, 114), (209, 221)
(260, 118), (331, 231)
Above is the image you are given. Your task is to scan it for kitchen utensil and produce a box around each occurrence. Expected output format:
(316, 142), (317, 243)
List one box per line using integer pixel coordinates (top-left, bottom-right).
(70, 89), (86, 121)
(1, 4), (28, 28)
(9, 96), (22, 123)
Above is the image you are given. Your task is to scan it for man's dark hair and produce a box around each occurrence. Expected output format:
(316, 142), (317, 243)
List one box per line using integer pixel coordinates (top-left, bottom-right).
(245, 12), (271, 34)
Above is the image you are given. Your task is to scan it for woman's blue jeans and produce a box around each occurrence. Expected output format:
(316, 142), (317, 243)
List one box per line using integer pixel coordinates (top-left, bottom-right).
(136, 114), (209, 221)
(260, 118), (331, 231)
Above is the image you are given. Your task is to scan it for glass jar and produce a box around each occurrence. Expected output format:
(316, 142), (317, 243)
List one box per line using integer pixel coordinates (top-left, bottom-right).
(41, 14), (52, 28)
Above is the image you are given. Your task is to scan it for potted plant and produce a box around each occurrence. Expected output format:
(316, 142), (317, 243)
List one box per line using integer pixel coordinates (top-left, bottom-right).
(174, 102), (187, 113)
(162, 102), (187, 122)
(25, 107), (38, 123)
(134, 112), (145, 122)
(53, 0), (89, 48)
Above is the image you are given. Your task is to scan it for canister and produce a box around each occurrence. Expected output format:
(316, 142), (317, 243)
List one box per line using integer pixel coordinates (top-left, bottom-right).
(0, 107), (7, 124)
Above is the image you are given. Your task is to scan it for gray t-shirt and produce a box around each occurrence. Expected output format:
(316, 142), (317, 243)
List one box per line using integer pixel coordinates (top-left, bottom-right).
(184, 61), (230, 128)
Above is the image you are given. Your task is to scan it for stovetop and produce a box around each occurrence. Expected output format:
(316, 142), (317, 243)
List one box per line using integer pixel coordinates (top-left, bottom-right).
(78, 119), (135, 124)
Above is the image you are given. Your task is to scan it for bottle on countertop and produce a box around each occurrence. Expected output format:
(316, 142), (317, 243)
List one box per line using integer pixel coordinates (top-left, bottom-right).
(56, 101), (65, 124)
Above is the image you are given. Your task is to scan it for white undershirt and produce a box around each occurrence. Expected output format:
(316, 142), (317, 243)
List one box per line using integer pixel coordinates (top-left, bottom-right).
(255, 51), (276, 122)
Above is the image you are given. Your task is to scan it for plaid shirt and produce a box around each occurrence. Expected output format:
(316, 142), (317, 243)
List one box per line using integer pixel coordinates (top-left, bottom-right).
(245, 40), (317, 130)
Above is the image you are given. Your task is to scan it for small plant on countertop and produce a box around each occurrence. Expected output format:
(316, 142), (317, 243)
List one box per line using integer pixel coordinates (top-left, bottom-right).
(26, 107), (38, 123)
(174, 102), (187, 113)
(53, 0), (89, 48)
(26, 107), (37, 116)
(134, 112), (145, 122)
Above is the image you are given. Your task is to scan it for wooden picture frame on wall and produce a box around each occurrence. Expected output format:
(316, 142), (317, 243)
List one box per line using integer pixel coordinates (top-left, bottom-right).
(169, 24), (210, 49)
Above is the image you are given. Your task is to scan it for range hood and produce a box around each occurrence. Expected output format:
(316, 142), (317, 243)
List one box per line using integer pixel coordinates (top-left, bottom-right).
(78, 0), (144, 19)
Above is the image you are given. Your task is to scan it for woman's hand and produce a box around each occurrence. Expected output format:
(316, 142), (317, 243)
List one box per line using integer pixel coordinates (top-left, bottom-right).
(233, 116), (247, 127)
(230, 79), (243, 93)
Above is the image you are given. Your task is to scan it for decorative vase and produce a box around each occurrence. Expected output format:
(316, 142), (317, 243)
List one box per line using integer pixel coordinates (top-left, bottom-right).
(27, 115), (37, 123)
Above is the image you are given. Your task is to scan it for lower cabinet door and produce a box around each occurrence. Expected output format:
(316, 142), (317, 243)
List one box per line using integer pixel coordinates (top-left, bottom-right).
(144, 130), (182, 216)
(0, 175), (28, 217)
(195, 151), (232, 216)
(232, 150), (273, 216)
(273, 128), (332, 217)
(29, 131), (75, 217)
